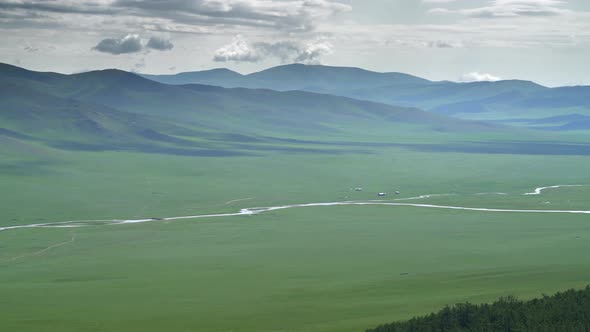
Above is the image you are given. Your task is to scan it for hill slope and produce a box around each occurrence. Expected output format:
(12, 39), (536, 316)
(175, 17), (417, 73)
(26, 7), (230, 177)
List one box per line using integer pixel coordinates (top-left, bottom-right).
(1, 63), (496, 140)
(142, 64), (590, 124)
(0, 81), (230, 155)
(142, 63), (431, 93)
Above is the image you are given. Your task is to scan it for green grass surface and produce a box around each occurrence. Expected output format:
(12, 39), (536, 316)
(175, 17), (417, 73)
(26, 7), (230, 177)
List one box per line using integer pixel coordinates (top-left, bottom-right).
(1, 141), (590, 332)
(1, 144), (589, 225)
(1, 206), (590, 332)
(2, 63), (590, 331)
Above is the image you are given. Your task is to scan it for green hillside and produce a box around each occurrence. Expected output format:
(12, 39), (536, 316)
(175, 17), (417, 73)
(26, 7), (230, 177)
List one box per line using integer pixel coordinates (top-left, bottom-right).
(0, 63), (502, 150)
(0, 81), (226, 155)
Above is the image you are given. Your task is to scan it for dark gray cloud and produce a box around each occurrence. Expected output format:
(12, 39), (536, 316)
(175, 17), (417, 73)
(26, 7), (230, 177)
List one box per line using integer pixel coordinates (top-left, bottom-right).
(93, 34), (143, 55)
(213, 36), (332, 64)
(0, 7), (64, 29)
(92, 34), (174, 55)
(146, 37), (174, 51)
(113, 0), (351, 31)
(0, 0), (350, 32)
(0, 1), (115, 15)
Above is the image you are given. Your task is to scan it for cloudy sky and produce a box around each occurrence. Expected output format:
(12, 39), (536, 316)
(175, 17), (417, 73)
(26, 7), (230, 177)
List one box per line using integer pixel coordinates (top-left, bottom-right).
(1, 0), (589, 86)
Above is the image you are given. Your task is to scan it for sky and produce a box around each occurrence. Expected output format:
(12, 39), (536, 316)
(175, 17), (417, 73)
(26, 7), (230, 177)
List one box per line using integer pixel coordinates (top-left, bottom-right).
(0, 0), (589, 86)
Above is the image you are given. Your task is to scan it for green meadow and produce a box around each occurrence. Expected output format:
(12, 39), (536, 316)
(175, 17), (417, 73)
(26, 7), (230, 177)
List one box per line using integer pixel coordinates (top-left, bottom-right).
(2, 63), (590, 331)
(2, 138), (590, 332)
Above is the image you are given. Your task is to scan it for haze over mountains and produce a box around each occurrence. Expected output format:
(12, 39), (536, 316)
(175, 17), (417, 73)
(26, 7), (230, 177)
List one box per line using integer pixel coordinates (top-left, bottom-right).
(143, 64), (590, 129)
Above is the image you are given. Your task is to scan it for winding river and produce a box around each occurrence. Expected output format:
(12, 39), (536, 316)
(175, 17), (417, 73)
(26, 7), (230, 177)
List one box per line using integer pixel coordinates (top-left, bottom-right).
(1, 185), (587, 232)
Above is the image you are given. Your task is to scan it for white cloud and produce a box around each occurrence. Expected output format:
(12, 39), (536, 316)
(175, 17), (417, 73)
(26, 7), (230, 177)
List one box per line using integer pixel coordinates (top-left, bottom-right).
(294, 40), (333, 63)
(213, 35), (259, 62)
(461, 72), (502, 82)
(213, 36), (333, 64)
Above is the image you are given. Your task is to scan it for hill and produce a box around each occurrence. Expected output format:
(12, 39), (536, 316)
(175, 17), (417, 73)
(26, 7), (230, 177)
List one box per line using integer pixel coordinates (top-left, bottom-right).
(0, 63), (502, 156)
(142, 63), (431, 93)
(0, 63), (496, 137)
(141, 68), (244, 86)
(0, 81), (231, 155)
(142, 64), (590, 125)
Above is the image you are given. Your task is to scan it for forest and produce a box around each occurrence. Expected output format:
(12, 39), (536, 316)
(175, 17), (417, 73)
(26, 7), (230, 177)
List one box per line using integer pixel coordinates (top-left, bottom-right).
(367, 286), (590, 332)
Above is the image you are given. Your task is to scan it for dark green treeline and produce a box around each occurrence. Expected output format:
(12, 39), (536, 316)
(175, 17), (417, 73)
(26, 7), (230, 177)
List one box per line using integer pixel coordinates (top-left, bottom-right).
(367, 286), (590, 332)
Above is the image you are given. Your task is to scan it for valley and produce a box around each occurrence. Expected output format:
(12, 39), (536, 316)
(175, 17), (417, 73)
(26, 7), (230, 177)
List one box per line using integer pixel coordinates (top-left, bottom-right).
(1, 63), (589, 332)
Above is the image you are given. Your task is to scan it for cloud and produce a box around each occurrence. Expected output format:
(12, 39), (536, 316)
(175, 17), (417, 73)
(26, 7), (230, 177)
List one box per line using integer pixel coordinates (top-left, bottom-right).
(213, 36), (333, 64)
(384, 38), (465, 49)
(0, 0), (350, 34)
(293, 40), (333, 63)
(461, 72), (502, 82)
(146, 36), (174, 51)
(0, 1), (115, 16)
(116, 0), (351, 31)
(422, 0), (457, 3)
(253, 41), (303, 63)
(92, 34), (143, 55)
(430, 0), (569, 18)
(428, 40), (463, 48)
(24, 44), (39, 53)
(132, 57), (146, 72)
(92, 34), (174, 55)
(213, 35), (260, 62)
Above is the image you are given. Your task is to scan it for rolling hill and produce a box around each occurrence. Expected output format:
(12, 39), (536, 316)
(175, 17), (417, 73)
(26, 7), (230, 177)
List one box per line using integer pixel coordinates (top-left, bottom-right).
(0, 63), (502, 156)
(0, 63), (497, 132)
(141, 63), (429, 93)
(142, 64), (590, 125)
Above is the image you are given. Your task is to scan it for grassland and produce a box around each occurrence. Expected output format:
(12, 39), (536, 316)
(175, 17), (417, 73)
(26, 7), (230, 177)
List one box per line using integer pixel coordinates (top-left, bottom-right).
(1, 136), (590, 331)
(2, 62), (590, 332)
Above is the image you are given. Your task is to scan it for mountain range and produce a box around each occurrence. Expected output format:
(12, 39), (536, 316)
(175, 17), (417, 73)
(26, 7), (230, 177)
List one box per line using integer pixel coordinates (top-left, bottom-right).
(1, 63), (500, 158)
(2, 61), (590, 162)
(142, 64), (590, 128)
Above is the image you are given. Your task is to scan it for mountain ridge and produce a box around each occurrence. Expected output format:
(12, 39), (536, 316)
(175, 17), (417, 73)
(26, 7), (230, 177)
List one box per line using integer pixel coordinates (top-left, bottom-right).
(1, 63), (508, 157)
(139, 63), (589, 124)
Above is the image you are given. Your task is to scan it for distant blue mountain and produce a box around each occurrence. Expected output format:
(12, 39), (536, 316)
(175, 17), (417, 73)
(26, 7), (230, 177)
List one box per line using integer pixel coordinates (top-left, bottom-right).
(142, 64), (590, 123)
(142, 68), (243, 86)
(2, 62), (503, 157)
(495, 114), (590, 131)
(142, 63), (430, 93)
